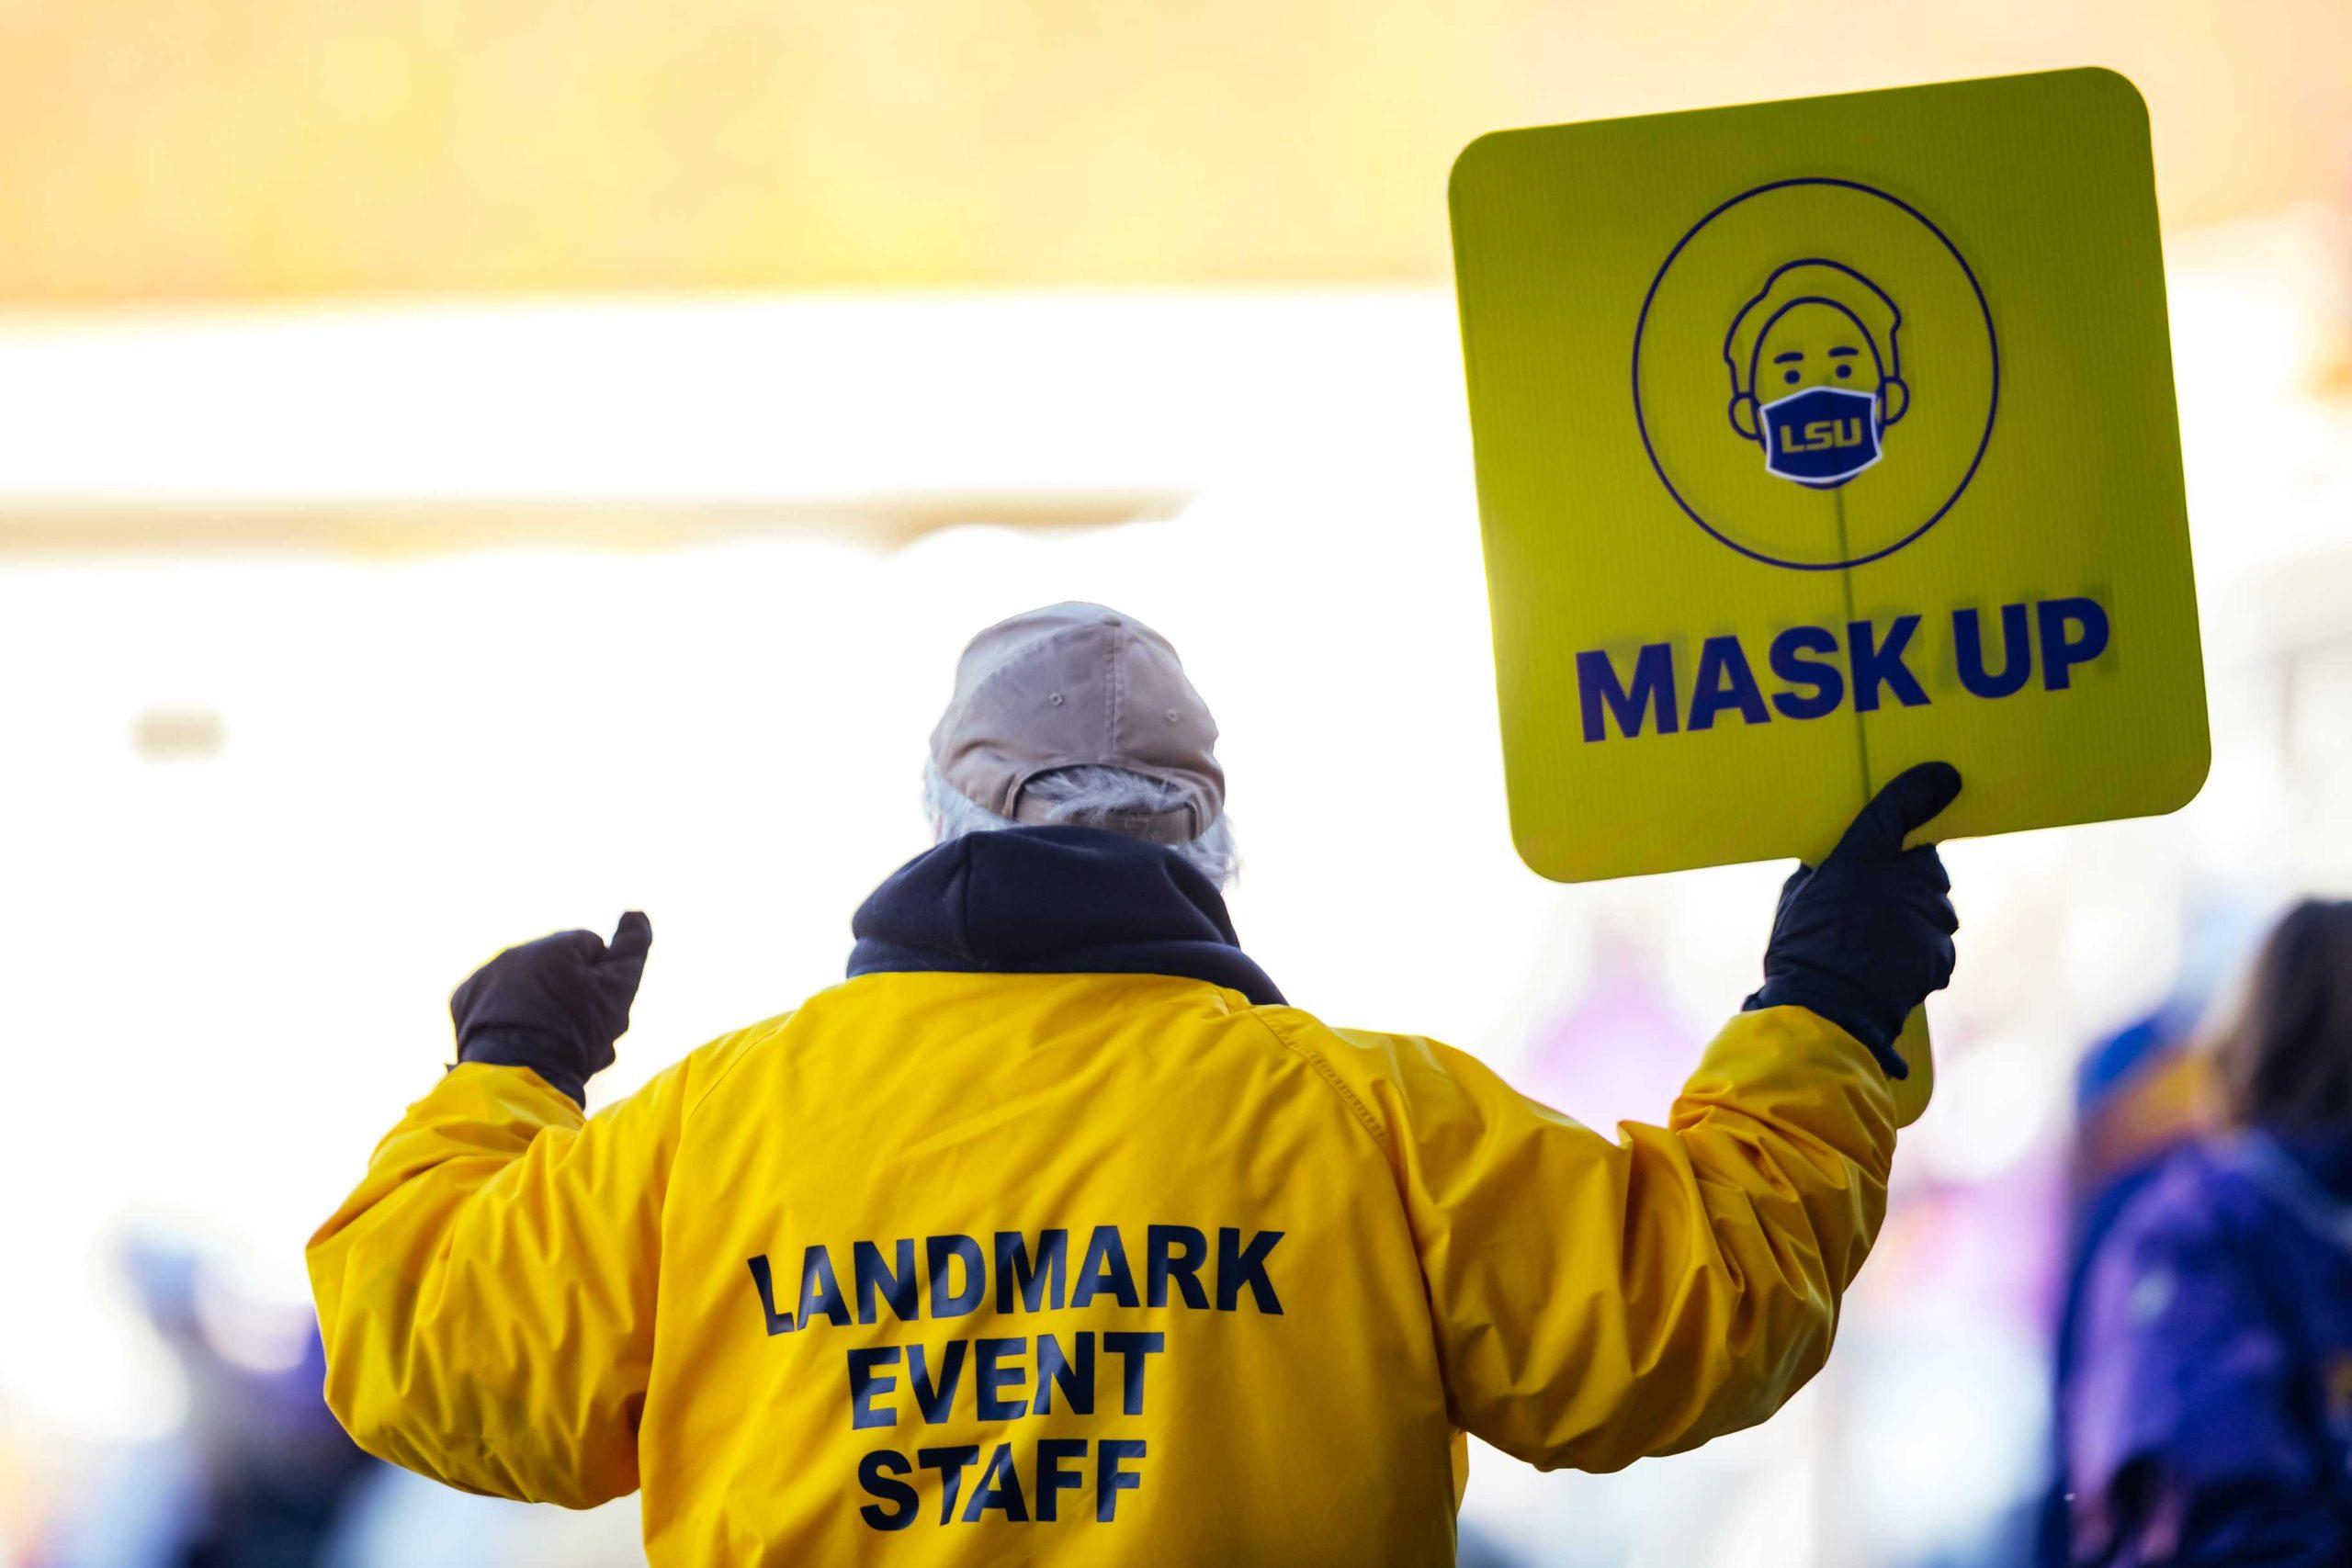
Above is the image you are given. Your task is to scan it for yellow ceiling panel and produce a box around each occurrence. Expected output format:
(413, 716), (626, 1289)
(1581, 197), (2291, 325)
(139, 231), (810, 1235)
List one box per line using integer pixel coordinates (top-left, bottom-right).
(0, 0), (2341, 299)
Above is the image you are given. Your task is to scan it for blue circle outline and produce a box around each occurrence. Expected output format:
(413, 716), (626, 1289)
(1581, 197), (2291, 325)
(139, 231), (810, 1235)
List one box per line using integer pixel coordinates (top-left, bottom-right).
(1631, 176), (1999, 570)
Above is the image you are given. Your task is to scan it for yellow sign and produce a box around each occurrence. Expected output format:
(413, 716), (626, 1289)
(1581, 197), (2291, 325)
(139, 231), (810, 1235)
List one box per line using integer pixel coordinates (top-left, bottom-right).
(1451, 68), (2207, 882)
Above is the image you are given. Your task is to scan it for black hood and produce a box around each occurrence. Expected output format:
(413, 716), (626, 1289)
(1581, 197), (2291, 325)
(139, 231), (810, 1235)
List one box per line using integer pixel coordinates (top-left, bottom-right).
(846, 826), (1283, 1007)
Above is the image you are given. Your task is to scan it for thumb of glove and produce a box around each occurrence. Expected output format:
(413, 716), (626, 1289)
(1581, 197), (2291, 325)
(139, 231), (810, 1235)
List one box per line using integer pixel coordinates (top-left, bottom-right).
(591, 910), (653, 1023)
(605, 910), (652, 975)
(1829, 761), (1962, 863)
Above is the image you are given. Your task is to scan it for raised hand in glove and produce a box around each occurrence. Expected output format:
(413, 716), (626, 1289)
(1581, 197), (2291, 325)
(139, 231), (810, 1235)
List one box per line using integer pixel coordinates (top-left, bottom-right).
(451, 912), (652, 1106)
(1745, 763), (1962, 1078)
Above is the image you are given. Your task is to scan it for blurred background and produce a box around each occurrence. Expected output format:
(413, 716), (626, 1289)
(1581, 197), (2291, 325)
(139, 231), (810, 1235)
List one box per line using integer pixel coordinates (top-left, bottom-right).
(2, 2), (2349, 1563)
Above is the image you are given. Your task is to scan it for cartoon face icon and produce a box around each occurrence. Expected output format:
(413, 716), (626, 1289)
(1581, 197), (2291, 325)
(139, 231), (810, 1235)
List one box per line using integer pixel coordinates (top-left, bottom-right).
(1724, 261), (1910, 488)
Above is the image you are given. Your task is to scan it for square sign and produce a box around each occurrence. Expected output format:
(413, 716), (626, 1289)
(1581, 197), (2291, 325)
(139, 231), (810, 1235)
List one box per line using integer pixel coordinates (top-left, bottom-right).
(1451, 68), (2207, 882)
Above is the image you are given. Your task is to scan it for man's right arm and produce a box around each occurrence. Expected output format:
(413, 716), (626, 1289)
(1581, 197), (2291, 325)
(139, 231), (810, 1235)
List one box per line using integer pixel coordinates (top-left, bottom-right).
(1298, 763), (1961, 1472)
(1315, 1006), (1896, 1472)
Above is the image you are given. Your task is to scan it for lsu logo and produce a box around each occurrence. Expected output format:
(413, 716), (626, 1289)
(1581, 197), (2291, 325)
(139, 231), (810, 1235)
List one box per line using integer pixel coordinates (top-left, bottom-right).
(1725, 260), (1909, 489)
(1632, 178), (1998, 570)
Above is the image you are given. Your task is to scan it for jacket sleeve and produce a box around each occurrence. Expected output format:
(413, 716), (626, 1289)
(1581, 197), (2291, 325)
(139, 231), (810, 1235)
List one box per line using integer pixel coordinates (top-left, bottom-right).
(2063, 1174), (2346, 1567)
(305, 1056), (706, 1507)
(1307, 1004), (1898, 1472)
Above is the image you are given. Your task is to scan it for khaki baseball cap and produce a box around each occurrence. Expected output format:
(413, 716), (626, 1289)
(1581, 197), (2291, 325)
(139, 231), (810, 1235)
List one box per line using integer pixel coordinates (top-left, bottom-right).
(930, 603), (1223, 844)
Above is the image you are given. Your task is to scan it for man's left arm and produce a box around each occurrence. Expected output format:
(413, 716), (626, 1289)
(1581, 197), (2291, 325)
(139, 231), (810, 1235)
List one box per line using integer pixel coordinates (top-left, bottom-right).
(307, 1057), (691, 1506)
(306, 912), (685, 1507)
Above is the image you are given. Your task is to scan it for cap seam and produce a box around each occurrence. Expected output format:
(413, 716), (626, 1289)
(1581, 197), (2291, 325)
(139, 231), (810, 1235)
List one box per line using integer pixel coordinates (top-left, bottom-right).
(952, 621), (1121, 727)
(949, 620), (1123, 821)
(1105, 632), (1123, 759)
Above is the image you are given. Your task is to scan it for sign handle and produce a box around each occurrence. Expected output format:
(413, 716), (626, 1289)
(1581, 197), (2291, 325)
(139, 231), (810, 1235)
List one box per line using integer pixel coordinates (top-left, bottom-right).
(1832, 487), (1875, 806)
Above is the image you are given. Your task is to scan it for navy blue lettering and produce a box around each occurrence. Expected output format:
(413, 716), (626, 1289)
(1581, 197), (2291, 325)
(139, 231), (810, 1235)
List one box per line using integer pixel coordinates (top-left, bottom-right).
(1103, 1330), (1165, 1416)
(1146, 1224), (1210, 1309)
(974, 1337), (1026, 1422)
(1216, 1227), (1284, 1314)
(917, 1446), (980, 1526)
(854, 1239), (919, 1325)
(993, 1230), (1068, 1314)
(847, 1346), (899, 1430)
(1848, 616), (1929, 712)
(963, 1443), (1029, 1522)
(1954, 604), (2033, 698)
(857, 1450), (917, 1530)
(1769, 626), (1846, 719)
(1097, 1439), (1147, 1522)
(1035, 1438), (1088, 1522)
(1689, 635), (1770, 730)
(927, 1235), (986, 1318)
(1577, 644), (1679, 741)
(1033, 1333), (1096, 1416)
(797, 1245), (851, 1329)
(745, 1255), (793, 1336)
(909, 1340), (968, 1424)
(2038, 597), (2110, 690)
(1072, 1225), (1140, 1309)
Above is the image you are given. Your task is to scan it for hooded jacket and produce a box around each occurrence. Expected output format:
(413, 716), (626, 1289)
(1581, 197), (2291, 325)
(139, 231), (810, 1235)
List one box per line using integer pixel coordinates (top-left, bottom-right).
(2064, 1130), (2352, 1566)
(308, 827), (1905, 1564)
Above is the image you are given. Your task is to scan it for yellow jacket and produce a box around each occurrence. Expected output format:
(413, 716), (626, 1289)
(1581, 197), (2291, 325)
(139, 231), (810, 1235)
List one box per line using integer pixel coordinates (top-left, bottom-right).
(309, 830), (1906, 1564)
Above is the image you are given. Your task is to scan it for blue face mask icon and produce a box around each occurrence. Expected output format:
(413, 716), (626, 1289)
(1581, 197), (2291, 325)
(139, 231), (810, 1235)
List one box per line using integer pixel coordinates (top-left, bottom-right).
(1759, 385), (1883, 487)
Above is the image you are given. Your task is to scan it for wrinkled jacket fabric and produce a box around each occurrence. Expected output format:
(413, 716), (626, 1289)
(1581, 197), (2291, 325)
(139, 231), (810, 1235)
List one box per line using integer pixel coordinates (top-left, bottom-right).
(309, 827), (1904, 1564)
(2065, 1131), (2352, 1567)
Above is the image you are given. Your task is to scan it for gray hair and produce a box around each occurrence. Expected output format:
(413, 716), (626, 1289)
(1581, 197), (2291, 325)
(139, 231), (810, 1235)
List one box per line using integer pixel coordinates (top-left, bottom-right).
(922, 761), (1240, 888)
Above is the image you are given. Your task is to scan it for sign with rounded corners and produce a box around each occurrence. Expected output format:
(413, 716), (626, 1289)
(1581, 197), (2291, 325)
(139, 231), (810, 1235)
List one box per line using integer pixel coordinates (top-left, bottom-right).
(1450, 68), (2208, 884)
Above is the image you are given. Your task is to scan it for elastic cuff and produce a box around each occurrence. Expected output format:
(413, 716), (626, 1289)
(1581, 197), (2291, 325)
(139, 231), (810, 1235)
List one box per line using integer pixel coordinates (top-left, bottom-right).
(1743, 983), (1908, 1079)
(457, 1035), (588, 1106)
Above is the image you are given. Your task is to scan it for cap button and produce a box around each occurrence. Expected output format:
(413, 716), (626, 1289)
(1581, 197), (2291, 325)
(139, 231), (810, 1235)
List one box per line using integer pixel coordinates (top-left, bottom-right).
(1103, 615), (1123, 627)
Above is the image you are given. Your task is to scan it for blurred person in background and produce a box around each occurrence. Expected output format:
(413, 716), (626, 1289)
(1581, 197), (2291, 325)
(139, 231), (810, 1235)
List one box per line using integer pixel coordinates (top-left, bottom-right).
(39, 1242), (375, 1568)
(2064, 899), (2352, 1566)
(303, 603), (1961, 1564)
(2035, 907), (2237, 1568)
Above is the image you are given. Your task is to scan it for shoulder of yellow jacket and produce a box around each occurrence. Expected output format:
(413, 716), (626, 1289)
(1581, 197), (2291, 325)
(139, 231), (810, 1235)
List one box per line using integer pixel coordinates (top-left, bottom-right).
(663, 1007), (800, 1122)
(1235, 1004), (1490, 1164)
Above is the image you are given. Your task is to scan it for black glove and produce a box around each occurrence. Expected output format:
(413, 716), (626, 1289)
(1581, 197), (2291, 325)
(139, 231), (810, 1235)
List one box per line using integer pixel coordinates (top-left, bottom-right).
(1744, 763), (1962, 1077)
(451, 912), (652, 1106)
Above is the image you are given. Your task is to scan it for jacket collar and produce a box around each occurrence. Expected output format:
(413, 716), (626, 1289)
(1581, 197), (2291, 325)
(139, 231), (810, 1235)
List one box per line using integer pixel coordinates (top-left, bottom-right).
(846, 826), (1283, 1007)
